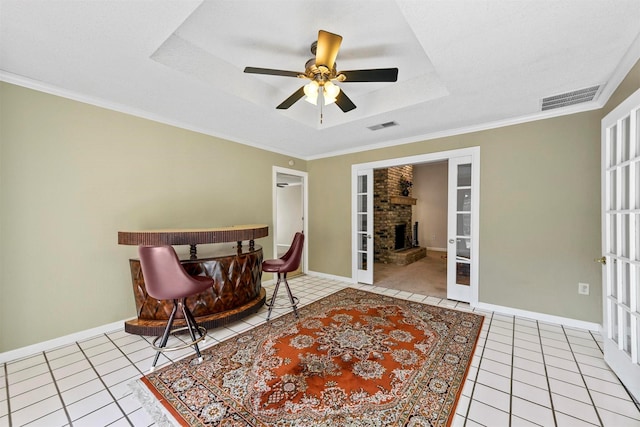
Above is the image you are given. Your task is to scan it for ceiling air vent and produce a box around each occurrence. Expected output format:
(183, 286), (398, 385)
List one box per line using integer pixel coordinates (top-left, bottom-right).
(541, 85), (600, 111)
(368, 121), (398, 131)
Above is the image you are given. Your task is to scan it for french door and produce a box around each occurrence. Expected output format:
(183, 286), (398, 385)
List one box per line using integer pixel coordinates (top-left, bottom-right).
(601, 88), (640, 401)
(351, 147), (480, 305)
(447, 156), (474, 302)
(355, 169), (374, 284)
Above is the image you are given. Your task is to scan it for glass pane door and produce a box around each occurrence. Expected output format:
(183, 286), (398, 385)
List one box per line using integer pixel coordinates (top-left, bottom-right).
(356, 169), (373, 284)
(448, 156), (473, 302)
(602, 88), (640, 401)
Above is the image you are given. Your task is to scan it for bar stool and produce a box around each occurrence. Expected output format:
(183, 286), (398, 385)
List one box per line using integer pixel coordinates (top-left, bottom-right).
(138, 245), (213, 372)
(263, 232), (304, 321)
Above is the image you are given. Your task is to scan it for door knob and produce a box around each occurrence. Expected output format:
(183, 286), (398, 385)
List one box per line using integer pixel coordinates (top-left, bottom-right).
(449, 239), (455, 244)
(594, 256), (606, 265)
(367, 234), (372, 239)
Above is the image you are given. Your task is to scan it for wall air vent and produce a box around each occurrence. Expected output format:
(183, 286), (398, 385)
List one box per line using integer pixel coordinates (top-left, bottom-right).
(541, 85), (601, 111)
(368, 121), (398, 131)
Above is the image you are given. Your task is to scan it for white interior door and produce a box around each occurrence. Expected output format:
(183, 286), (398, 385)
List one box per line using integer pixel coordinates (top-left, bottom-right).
(273, 167), (308, 274)
(447, 156), (473, 302)
(355, 169), (374, 284)
(275, 175), (304, 276)
(601, 88), (640, 401)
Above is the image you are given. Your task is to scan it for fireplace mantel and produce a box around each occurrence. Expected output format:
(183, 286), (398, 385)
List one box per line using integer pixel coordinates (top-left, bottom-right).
(390, 196), (417, 205)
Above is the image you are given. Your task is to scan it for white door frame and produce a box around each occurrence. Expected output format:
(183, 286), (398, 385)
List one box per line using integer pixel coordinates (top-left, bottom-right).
(351, 147), (480, 306)
(273, 166), (308, 273)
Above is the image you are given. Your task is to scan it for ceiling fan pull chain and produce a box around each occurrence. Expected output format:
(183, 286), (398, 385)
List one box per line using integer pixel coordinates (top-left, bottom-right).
(320, 89), (324, 124)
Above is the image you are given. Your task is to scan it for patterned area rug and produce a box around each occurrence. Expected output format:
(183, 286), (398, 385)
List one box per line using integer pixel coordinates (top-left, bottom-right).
(133, 288), (484, 426)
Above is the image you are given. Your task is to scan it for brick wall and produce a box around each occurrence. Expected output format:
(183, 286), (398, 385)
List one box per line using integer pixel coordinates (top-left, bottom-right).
(374, 165), (413, 263)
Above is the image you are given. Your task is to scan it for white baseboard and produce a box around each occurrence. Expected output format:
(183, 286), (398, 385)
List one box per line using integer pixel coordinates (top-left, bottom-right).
(475, 302), (601, 331)
(263, 271), (350, 286)
(427, 247), (447, 252)
(306, 270), (355, 283)
(300, 272), (600, 332)
(1, 285), (600, 364)
(0, 318), (134, 364)
(0, 273), (349, 363)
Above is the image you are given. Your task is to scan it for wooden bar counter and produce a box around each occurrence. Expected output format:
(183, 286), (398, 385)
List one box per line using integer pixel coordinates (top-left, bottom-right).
(118, 225), (268, 336)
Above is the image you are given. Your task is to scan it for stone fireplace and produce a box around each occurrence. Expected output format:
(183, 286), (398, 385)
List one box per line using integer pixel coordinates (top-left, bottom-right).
(374, 166), (426, 265)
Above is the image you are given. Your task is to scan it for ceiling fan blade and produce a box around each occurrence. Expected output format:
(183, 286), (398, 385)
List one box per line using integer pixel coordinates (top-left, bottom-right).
(276, 86), (306, 109)
(244, 67), (301, 78)
(335, 90), (356, 112)
(315, 30), (342, 69)
(340, 68), (398, 82)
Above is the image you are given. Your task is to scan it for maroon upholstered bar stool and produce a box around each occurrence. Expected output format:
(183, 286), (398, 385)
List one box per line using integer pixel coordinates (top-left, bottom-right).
(138, 245), (214, 372)
(263, 232), (304, 321)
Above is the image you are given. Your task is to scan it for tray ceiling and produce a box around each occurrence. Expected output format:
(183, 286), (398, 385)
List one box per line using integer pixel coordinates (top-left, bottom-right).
(1, 0), (639, 159)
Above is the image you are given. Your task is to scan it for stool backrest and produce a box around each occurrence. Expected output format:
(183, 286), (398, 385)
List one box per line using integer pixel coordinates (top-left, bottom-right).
(279, 232), (304, 273)
(138, 245), (199, 300)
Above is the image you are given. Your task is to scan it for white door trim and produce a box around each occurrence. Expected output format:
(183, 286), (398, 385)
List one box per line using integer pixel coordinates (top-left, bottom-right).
(272, 166), (308, 273)
(351, 147), (480, 306)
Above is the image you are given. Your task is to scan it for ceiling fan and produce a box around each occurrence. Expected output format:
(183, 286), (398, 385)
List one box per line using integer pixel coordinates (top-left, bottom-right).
(244, 30), (398, 113)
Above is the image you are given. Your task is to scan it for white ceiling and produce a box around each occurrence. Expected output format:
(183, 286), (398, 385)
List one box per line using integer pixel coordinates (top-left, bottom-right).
(1, 0), (639, 159)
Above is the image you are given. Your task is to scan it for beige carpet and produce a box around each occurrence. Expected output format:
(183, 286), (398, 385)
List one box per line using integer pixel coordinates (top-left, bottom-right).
(374, 250), (447, 298)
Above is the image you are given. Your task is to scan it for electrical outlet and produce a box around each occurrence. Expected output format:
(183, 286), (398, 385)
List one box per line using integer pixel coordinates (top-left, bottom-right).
(578, 282), (590, 295)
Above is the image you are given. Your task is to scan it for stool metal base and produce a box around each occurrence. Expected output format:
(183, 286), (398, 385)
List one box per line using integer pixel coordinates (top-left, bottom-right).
(151, 326), (207, 352)
(266, 273), (299, 321)
(148, 298), (207, 373)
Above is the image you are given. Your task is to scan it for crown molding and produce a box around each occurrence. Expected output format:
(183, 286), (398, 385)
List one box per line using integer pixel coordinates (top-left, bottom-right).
(0, 71), (305, 160)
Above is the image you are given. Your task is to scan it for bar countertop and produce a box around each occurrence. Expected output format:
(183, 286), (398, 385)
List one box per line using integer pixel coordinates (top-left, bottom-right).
(117, 224), (269, 246)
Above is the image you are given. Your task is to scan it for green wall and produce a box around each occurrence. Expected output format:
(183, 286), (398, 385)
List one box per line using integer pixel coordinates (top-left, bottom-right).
(1, 59), (638, 352)
(307, 59), (640, 324)
(0, 83), (305, 352)
(308, 113), (602, 322)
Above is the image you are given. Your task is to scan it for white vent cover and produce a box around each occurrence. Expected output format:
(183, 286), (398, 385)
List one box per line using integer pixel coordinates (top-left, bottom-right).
(541, 85), (601, 111)
(368, 121), (398, 131)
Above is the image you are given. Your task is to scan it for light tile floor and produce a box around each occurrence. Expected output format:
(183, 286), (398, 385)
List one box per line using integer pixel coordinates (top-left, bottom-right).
(1, 276), (639, 426)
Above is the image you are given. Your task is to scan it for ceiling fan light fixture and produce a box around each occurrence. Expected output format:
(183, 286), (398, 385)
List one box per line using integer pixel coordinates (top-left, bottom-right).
(323, 81), (340, 104)
(303, 80), (341, 106)
(304, 80), (319, 104)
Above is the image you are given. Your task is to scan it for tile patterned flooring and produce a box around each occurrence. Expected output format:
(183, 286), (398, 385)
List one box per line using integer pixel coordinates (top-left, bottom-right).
(1, 276), (639, 426)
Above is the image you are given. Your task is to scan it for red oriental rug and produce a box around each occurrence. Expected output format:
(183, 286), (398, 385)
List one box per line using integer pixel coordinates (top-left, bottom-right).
(132, 288), (484, 426)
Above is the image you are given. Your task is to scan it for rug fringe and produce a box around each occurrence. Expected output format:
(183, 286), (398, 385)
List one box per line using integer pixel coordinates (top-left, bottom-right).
(129, 378), (179, 426)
